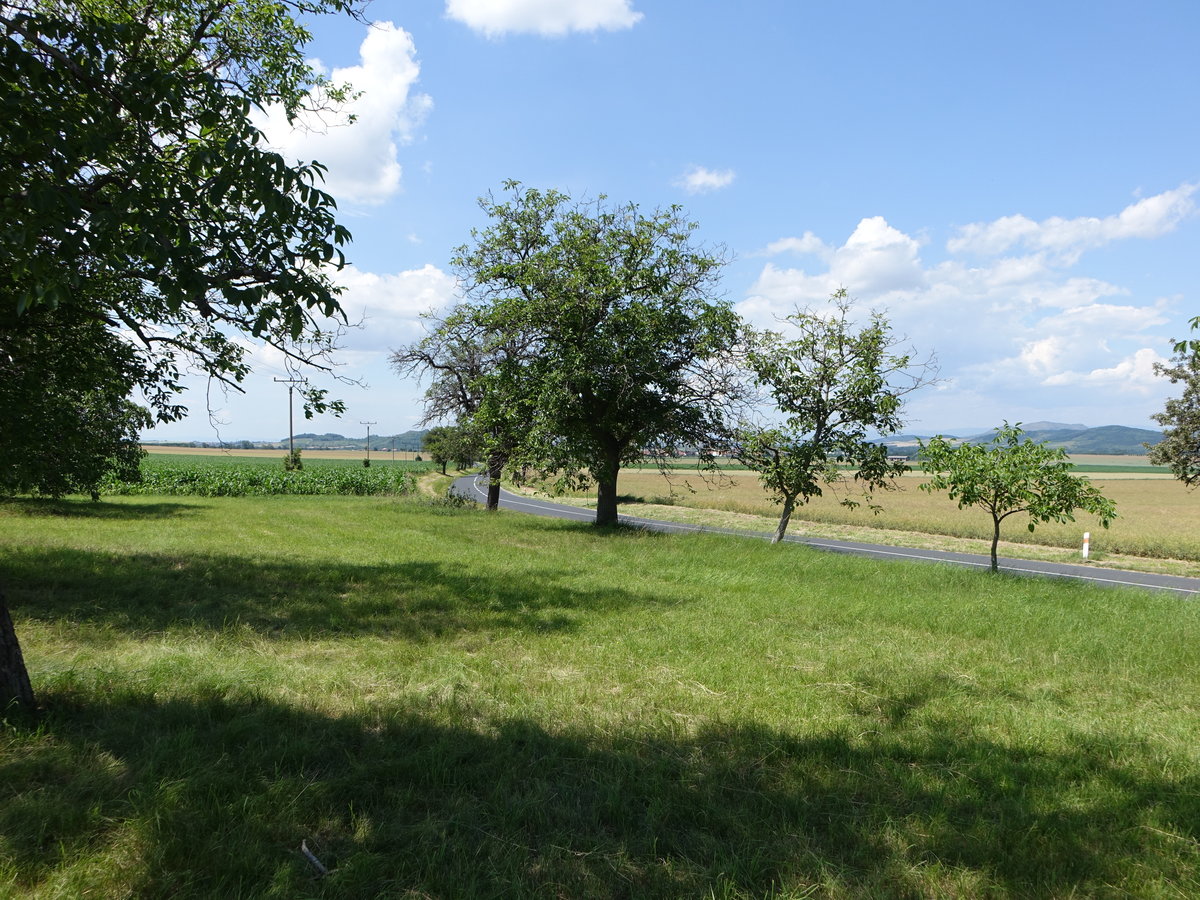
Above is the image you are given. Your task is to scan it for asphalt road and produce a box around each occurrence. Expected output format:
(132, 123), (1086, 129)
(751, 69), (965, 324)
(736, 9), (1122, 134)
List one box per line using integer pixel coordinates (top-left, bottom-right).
(450, 474), (1200, 598)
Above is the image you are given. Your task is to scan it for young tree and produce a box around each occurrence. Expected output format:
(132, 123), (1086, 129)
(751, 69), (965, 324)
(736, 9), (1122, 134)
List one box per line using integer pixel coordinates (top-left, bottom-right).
(453, 182), (744, 526)
(919, 423), (1117, 572)
(0, 0), (361, 710)
(736, 291), (935, 543)
(1147, 318), (1200, 487)
(422, 426), (456, 476)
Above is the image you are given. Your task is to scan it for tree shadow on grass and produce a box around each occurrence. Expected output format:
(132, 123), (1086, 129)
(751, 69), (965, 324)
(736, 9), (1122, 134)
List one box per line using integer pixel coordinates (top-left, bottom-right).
(0, 497), (201, 520)
(1, 546), (679, 639)
(0, 542), (686, 643)
(3, 690), (1197, 898)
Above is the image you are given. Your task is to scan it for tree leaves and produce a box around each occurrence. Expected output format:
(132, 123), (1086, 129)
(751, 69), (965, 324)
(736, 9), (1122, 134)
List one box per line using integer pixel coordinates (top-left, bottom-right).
(1, 0), (361, 426)
(919, 423), (1118, 571)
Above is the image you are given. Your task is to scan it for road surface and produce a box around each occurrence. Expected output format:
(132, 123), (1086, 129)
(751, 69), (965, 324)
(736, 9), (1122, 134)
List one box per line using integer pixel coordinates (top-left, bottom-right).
(450, 474), (1200, 598)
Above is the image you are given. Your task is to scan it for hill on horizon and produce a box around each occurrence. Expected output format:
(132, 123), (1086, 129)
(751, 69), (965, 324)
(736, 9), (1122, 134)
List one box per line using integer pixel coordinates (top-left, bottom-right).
(883, 422), (1163, 456)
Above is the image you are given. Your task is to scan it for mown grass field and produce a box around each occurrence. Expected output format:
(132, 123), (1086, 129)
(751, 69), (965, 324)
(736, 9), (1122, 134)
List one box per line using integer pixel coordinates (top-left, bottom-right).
(1, 493), (1198, 898)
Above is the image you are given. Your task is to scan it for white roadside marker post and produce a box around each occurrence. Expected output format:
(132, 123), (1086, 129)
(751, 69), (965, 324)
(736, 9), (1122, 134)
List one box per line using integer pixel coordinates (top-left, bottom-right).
(1082, 532), (1090, 560)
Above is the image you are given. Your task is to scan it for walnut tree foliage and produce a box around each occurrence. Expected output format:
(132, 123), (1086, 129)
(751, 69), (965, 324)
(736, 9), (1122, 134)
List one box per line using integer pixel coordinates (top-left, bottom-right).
(736, 290), (935, 543)
(445, 182), (745, 526)
(919, 423), (1117, 573)
(0, 295), (150, 498)
(0, 0), (361, 429)
(1148, 317), (1200, 488)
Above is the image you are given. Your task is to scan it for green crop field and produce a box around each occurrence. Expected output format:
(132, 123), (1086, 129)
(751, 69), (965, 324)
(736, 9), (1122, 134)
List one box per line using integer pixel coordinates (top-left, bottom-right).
(100, 453), (430, 497)
(1, 493), (1198, 898)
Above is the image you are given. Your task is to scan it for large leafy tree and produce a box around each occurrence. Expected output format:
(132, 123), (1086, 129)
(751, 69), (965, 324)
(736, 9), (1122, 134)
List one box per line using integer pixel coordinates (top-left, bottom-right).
(919, 423), (1117, 572)
(1, 0), (357, 419)
(0, 0), (360, 709)
(1148, 317), (1200, 487)
(736, 290), (936, 543)
(453, 183), (744, 526)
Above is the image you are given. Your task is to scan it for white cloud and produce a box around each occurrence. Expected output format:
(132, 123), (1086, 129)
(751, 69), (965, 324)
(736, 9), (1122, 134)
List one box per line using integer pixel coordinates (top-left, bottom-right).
(947, 183), (1197, 261)
(675, 165), (736, 195)
(762, 233), (830, 258)
(334, 264), (458, 351)
(446, 0), (642, 37)
(1043, 348), (1169, 391)
(253, 23), (431, 205)
(743, 215), (925, 319)
(739, 193), (1190, 428)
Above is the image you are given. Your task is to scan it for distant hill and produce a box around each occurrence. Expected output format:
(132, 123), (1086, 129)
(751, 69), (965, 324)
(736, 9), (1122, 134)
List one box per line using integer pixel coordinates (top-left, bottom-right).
(147, 429), (431, 452)
(964, 423), (1161, 455)
(286, 429), (428, 451)
(881, 422), (1163, 458)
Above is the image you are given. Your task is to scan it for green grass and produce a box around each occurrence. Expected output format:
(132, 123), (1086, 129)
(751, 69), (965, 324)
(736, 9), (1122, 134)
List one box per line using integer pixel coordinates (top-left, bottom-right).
(1, 495), (1198, 898)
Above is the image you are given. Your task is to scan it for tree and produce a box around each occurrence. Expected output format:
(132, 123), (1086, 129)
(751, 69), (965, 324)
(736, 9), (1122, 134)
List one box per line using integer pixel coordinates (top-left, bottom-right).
(736, 291), (935, 543)
(422, 426), (456, 476)
(423, 425), (479, 476)
(0, 0), (361, 710)
(391, 302), (534, 510)
(919, 423), (1117, 573)
(452, 183), (744, 526)
(1147, 318), (1200, 487)
(0, 296), (151, 499)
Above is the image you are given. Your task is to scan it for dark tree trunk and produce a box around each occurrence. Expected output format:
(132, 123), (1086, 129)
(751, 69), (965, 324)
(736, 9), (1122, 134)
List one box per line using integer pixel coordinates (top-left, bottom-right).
(772, 494), (797, 544)
(990, 518), (1001, 573)
(486, 452), (504, 511)
(594, 444), (622, 526)
(0, 589), (35, 712)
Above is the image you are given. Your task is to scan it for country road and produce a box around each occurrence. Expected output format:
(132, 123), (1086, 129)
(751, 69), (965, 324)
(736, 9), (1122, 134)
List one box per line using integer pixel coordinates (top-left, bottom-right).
(451, 474), (1200, 598)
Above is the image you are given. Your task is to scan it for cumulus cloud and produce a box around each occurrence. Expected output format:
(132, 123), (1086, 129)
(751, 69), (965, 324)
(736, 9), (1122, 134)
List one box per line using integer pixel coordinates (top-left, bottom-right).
(446, 0), (643, 37)
(740, 189), (1194, 425)
(762, 233), (830, 258)
(744, 216), (925, 317)
(253, 23), (431, 205)
(1043, 348), (1169, 391)
(675, 165), (736, 195)
(334, 264), (458, 352)
(947, 184), (1197, 261)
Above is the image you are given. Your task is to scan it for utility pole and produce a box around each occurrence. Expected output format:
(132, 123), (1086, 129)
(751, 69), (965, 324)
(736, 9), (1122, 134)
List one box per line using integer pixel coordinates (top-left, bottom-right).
(361, 421), (377, 465)
(274, 377), (304, 455)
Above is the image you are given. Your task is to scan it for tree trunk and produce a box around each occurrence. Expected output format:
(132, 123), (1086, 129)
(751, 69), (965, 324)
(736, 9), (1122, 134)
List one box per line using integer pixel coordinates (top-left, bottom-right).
(990, 518), (1001, 573)
(0, 589), (35, 712)
(594, 445), (622, 527)
(772, 494), (797, 544)
(486, 452), (503, 511)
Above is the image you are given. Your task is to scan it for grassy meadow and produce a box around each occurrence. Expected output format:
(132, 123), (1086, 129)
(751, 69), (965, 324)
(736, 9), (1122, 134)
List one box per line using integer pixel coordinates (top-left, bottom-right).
(2, 492), (1199, 898)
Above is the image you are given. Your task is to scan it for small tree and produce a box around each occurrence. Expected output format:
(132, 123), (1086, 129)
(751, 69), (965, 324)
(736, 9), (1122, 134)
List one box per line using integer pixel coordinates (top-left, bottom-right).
(392, 302), (533, 510)
(1148, 317), (1200, 487)
(919, 423), (1117, 572)
(423, 426), (456, 475)
(736, 291), (935, 543)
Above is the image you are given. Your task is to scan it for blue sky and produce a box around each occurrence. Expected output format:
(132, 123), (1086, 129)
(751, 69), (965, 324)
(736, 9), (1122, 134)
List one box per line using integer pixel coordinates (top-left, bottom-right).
(145, 0), (1200, 442)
